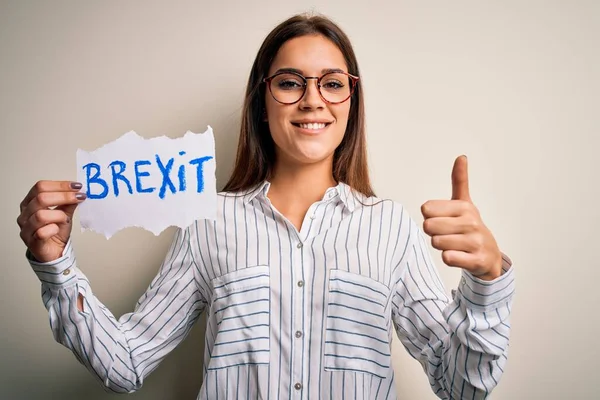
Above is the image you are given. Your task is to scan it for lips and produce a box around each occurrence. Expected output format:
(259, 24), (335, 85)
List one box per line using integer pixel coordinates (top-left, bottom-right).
(296, 122), (327, 130)
(291, 120), (333, 131)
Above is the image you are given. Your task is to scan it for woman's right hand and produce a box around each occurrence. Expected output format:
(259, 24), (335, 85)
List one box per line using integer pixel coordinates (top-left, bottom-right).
(17, 181), (87, 263)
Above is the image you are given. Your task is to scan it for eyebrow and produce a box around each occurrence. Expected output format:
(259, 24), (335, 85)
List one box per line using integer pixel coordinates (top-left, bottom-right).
(274, 67), (347, 75)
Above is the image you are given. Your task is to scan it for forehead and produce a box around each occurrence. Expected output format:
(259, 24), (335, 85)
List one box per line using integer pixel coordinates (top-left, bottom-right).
(269, 34), (348, 75)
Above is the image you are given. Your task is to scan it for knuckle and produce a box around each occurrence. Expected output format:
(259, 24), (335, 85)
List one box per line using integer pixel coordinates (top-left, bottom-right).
(34, 180), (46, 193)
(36, 192), (50, 206)
(33, 209), (47, 225)
(476, 254), (488, 269)
(476, 235), (485, 249)
(470, 234), (483, 251)
(459, 201), (471, 214)
(465, 218), (478, 231)
(421, 201), (432, 216)
(464, 202), (479, 217)
(422, 219), (432, 233)
(442, 251), (453, 265)
(32, 228), (43, 241)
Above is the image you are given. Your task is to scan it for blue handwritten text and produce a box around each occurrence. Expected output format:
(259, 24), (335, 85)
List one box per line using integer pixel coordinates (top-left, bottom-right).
(83, 153), (213, 200)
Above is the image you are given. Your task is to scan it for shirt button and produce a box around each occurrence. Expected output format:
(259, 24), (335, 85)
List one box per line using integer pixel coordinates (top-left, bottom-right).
(62, 269), (71, 276)
(297, 242), (303, 249)
(297, 280), (304, 287)
(295, 331), (302, 338)
(461, 277), (466, 285)
(294, 382), (302, 390)
(310, 214), (316, 219)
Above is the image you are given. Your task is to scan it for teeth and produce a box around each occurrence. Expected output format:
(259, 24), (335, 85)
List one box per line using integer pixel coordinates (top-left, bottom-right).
(299, 123), (326, 130)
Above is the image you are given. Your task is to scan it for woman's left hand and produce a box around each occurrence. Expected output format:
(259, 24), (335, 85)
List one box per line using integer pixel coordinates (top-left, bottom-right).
(420, 155), (503, 281)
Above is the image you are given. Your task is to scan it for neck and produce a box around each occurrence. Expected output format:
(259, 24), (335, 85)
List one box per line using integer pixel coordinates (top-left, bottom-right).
(266, 156), (337, 230)
(269, 156), (336, 202)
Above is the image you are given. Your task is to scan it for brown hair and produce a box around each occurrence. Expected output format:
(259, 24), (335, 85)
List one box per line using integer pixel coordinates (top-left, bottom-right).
(222, 13), (375, 197)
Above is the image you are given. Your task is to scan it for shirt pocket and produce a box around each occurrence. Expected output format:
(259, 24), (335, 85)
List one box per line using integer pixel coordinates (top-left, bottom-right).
(208, 265), (270, 370)
(324, 269), (392, 379)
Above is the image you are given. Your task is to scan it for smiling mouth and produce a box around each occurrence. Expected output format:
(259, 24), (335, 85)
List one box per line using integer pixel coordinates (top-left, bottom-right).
(291, 122), (332, 130)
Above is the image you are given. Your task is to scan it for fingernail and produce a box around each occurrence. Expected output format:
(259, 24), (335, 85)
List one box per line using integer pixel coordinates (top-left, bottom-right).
(71, 182), (83, 190)
(75, 193), (87, 200)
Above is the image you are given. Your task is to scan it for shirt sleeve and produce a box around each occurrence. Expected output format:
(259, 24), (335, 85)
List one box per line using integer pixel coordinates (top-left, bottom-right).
(390, 219), (514, 399)
(28, 226), (207, 393)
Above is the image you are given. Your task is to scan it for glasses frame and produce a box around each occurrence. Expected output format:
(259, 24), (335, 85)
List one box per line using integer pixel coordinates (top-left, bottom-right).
(263, 71), (360, 105)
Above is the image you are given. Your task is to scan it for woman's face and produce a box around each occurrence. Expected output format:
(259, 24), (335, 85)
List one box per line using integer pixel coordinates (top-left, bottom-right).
(265, 34), (351, 168)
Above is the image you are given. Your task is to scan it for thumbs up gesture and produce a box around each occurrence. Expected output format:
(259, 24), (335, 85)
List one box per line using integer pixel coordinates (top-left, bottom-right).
(421, 156), (503, 281)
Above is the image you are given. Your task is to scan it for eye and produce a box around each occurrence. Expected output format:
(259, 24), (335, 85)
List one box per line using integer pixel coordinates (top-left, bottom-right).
(272, 73), (305, 91)
(322, 80), (344, 90)
(321, 73), (348, 91)
(278, 79), (303, 90)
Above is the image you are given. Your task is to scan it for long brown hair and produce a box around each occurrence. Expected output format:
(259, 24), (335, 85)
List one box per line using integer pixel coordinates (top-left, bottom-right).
(222, 13), (374, 197)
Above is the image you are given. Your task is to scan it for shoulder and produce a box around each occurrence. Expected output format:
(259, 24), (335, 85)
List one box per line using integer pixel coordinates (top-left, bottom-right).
(348, 188), (420, 231)
(214, 182), (267, 209)
(344, 185), (406, 215)
(217, 182), (267, 201)
(181, 185), (264, 234)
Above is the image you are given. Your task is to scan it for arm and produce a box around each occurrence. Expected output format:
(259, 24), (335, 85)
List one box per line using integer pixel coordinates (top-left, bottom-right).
(391, 221), (514, 399)
(29, 227), (207, 393)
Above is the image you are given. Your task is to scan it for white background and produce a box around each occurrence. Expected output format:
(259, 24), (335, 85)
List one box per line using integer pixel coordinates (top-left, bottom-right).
(1, 1), (598, 399)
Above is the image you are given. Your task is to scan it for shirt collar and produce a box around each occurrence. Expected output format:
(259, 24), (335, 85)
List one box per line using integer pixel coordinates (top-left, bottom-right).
(336, 181), (360, 212)
(243, 180), (360, 213)
(241, 181), (271, 204)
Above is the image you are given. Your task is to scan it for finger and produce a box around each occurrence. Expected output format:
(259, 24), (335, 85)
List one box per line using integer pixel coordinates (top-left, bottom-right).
(421, 200), (472, 219)
(21, 191), (86, 223)
(56, 203), (79, 219)
(20, 181), (83, 213)
(431, 234), (477, 252)
(451, 155), (471, 202)
(423, 216), (480, 236)
(423, 217), (462, 236)
(34, 224), (61, 241)
(23, 209), (71, 240)
(442, 250), (488, 274)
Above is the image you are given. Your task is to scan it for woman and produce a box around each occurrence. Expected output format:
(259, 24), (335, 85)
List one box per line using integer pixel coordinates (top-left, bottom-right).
(17, 14), (514, 399)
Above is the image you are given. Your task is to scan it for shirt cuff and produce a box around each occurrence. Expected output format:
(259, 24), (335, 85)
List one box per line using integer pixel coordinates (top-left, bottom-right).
(456, 253), (515, 311)
(27, 240), (79, 288)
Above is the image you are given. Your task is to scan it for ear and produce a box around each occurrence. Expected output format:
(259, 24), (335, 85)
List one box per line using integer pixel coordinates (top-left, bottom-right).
(262, 109), (268, 122)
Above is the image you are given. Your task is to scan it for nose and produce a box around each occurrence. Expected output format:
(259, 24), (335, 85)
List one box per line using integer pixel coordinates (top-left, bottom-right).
(299, 77), (325, 110)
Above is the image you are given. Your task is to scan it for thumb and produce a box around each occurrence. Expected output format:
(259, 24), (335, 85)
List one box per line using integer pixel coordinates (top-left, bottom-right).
(58, 203), (79, 219)
(451, 155), (471, 201)
(54, 203), (80, 244)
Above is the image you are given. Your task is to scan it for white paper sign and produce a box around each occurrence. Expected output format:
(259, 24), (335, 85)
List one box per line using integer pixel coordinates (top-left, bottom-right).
(76, 126), (217, 238)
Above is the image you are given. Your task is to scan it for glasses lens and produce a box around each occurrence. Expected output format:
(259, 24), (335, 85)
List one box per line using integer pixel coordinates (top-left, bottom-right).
(270, 73), (305, 104)
(319, 72), (352, 103)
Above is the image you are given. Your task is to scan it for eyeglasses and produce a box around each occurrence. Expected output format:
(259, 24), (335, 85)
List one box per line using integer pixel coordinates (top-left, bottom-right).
(263, 70), (360, 105)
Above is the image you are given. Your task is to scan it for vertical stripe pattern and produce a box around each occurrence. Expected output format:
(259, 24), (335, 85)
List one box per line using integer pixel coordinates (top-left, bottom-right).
(28, 181), (515, 399)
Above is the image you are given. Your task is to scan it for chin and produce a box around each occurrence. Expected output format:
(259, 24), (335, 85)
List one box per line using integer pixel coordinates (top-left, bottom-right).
(272, 130), (341, 166)
(289, 148), (335, 165)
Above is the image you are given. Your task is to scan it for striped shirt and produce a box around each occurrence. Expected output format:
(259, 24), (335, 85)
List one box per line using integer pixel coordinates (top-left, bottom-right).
(29, 181), (514, 399)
